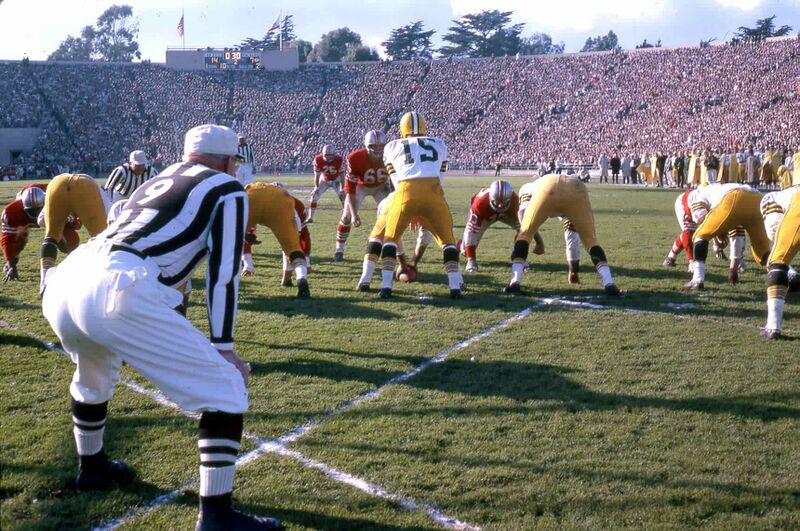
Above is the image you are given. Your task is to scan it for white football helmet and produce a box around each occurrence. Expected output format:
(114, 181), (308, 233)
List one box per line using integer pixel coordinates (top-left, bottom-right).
(364, 130), (386, 158)
(21, 187), (45, 218)
(488, 180), (513, 212)
(322, 144), (336, 161)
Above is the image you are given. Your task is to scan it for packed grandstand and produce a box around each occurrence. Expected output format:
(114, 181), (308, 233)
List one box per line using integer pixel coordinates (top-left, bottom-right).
(1, 36), (798, 178)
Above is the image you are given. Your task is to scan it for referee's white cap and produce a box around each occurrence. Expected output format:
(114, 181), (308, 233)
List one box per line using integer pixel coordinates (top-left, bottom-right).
(184, 124), (239, 157)
(129, 150), (148, 165)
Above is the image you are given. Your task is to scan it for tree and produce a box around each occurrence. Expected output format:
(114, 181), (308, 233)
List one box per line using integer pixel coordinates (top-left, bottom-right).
(238, 15), (295, 49)
(635, 38), (661, 49)
(580, 30), (618, 52)
(308, 27), (362, 62)
(48, 5), (140, 62)
(439, 10), (524, 58)
(519, 32), (564, 55)
(290, 39), (313, 63)
(343, 45), (380, 62)
(382, 21), (435, 60)
(735, 15), (792, 42)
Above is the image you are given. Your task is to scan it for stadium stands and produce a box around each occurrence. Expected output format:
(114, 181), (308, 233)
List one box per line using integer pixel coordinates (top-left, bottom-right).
(2, 37), (798, 178)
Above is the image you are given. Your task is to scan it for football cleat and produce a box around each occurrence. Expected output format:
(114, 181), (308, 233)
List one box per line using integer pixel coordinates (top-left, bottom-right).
(604, 284), (621, 296)
(502, 282), (522, 294)
(356, 283), (371, 292)
(662, 256), (676, 267)
(568, 271), (580, 284)
(280, 273), (293, 288)
(728, 267), (738, 285)
(450, 288), (463, 300)
(684, 280), (704, 291)
(196, 508), (283, 531)
(379, 287), (392, 299)
(522, 261), (531, 272)
(241, 268), (254, 277)
(76, 456), (133, 492)
(760, 328), (781, 340)
(296, 278), (310, 299)
(465, 259), (478, 273)
(333, 252), (343, 262)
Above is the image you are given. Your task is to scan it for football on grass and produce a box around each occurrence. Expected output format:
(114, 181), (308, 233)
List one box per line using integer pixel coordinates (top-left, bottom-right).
(396, 264), (418, 283)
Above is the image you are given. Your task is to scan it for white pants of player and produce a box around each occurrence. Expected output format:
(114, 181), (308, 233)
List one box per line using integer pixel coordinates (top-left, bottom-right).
(342, 183), (391, 222)
(312, 178), (344, 202)
(42, 240), (248, 412)
(236, 163), (254, 187)
(461, 218), (518, 256)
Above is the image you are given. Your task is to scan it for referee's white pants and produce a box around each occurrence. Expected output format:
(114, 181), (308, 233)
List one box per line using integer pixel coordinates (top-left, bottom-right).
(236, 164), (254, 186)
(42, 241), (248, 413)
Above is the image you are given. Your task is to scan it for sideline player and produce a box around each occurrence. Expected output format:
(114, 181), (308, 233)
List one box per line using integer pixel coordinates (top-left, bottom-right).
(684, 182), (770, 290)
(39, 173), (110, 293)
(41, 124), (281, 529)
(378, 111), (463, 299)
(460, 180), (522, 273)
(242, 182), (310, 298)
(306, 144), (345, 223)
(335, 130), (391, 261)
(506, 173), (621, 295)
(235, 135), (256, 186)
(760, 183), (800, 339)
(2, 187), (46, 281)
(103, 150), (157, 204)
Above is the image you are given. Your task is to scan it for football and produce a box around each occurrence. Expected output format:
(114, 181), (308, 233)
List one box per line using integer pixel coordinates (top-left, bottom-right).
(396, 264), (418, 283)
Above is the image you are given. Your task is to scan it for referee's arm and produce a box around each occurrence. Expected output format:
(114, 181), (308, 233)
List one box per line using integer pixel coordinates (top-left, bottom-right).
(104, 166), (124, 202)
(206, 193), (248, 350)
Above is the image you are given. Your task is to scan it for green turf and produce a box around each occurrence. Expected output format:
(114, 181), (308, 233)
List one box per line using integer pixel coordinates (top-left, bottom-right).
(1, 176), (798, 529)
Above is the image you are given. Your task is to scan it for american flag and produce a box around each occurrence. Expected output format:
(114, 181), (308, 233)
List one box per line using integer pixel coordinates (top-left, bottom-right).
(177, 14), (184, 38)
(266, 15), (281, 34)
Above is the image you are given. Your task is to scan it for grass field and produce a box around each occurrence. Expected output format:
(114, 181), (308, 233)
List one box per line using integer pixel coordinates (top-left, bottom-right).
(1, 175), (799, 530)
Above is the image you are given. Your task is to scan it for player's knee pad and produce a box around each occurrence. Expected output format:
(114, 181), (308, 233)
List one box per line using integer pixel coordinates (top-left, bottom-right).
(588, 245), (607, 266)
(767, 263), (789, 287)
(366, 240), (382, 256)
(199, 411), (243, 442)
(381, 243), (397, 259)
(442, 244), (459, 263)
(71, 397), (108, 421)
(511, 240), (529, 261)
(693, 238), (709, 261)
(41, 237), (58, 259)
(289, 250), (305, 264)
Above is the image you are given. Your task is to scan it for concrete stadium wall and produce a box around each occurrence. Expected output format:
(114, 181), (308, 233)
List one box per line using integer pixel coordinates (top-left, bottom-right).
(0, 128), (40, 165)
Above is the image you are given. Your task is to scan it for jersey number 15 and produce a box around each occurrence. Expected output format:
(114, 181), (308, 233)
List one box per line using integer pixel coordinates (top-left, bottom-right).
(402, 139), (438, 165)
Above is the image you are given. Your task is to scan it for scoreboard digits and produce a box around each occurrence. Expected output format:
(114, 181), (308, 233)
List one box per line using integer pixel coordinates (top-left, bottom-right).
(203, 50), (262, 70)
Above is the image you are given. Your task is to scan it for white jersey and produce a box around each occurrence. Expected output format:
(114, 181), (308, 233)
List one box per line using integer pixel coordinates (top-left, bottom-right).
(761, 186), (800, 240)
(383, 136), (448, 184)
(688, 183), (756, 222)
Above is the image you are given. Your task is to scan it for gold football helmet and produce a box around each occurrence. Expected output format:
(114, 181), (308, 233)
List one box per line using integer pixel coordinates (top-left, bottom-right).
(399, 111), (426, 138)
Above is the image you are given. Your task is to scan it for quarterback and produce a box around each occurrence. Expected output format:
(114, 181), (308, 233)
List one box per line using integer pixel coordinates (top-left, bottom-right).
(378, 111), (463, 299)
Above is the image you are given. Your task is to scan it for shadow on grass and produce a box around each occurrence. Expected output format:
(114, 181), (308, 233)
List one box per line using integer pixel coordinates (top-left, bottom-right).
(0, 332), (51, 352)
(238, 295), (402, 320)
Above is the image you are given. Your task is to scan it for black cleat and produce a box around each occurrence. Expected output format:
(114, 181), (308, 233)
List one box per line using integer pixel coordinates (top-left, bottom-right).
(196, 508), (283, 530)
(296, 278), (310, 298)
(502, 282), (522, 294)
(450, 289), (463, 299)
(760, 328), (782, 340)
(604, 284), (622, 296)
(379, 287), (392, 299)
(356, 283), (371, 292)
(333, 252), (344, 262)
(76, 456), (133, 491)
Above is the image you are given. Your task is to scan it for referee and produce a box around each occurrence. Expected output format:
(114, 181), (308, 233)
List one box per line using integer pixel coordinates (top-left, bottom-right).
(236, 135), (256, 186)
(42, 125), (281, 530)
(103, 150), (157, 203)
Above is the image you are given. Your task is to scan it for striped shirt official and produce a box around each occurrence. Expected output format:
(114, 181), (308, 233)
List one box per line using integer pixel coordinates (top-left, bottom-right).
(99, 162), (248, 349)
(104, 163), (158, 203)
(237, 143), (255, 166)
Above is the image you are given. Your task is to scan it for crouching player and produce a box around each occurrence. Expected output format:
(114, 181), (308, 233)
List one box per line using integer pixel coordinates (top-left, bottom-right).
(506, 173), (620, 295)
(460, 180), (522, 272)
(760, 183), (800, 339)
(2, 187), (47, 281)
(242, 182), (310, 298)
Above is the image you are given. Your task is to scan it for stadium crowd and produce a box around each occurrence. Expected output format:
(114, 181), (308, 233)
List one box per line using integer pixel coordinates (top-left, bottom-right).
(1, 37), (798, 179)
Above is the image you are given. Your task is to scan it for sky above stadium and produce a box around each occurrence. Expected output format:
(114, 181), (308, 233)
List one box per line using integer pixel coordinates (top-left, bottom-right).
(1, 0), (799, 61)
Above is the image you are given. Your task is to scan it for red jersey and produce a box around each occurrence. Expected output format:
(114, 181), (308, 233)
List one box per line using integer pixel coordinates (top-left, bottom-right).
(2, 199), (38, 261)
(345, 148), (389, 194)
(469, 188), (520, 226)
(313, 154), (344, 181)
(292, 196), (307, 222)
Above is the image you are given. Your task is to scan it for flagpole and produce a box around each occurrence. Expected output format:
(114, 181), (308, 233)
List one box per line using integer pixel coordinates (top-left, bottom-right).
(182, 9), (185, 49)
(278, 10), (282, 51)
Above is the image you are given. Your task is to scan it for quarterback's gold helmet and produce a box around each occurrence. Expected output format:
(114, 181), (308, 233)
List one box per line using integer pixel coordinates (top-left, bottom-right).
(399, 111), (426, 138)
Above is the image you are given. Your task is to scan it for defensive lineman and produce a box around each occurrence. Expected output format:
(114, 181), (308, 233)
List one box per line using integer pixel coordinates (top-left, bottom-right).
(41, 125), (281, 529)
(103, 150), (157, 203)
(379, 111), (464, 299)
(306, 144), (345, 223)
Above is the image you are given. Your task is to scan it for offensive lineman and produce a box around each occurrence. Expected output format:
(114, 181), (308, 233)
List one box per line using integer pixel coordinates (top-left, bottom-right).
(306, 144), (345, 223)
(379, 111), (464, 299)
(103, 150), (157, 204)
(506, 173), (621, 295)
(41, 124), (281, 529)
(335, 130), (392, 261)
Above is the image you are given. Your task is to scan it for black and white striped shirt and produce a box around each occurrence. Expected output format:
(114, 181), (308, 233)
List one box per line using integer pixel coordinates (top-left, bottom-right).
(99, 162), (248, 350)
(104, 163), (158, 203)
(237, 143), (255, 166)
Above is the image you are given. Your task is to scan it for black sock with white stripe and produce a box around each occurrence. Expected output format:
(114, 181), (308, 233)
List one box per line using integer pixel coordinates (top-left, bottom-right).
(72, 398), (107, 471)
(198, 411), (242, 511)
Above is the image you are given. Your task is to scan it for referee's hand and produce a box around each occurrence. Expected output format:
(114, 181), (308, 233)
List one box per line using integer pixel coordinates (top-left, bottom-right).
(218, 349), (250, 385)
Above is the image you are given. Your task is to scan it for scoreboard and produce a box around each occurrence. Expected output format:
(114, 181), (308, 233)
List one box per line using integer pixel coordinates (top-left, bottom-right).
(203, 50), (262, 70)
